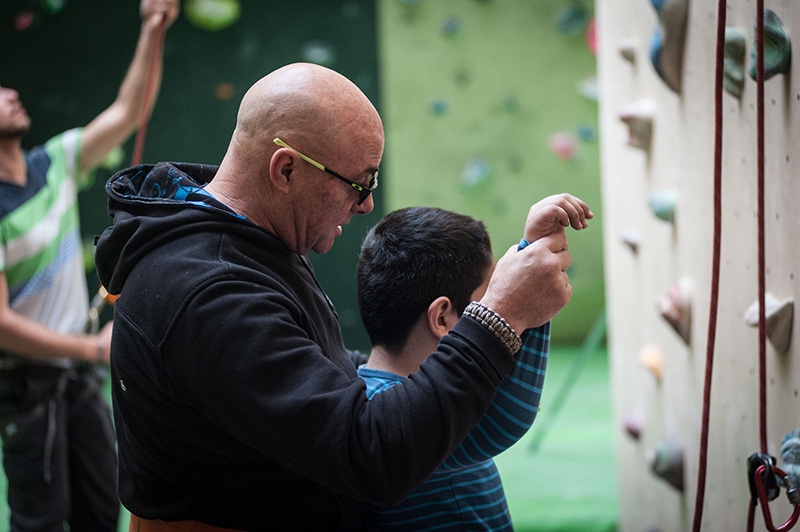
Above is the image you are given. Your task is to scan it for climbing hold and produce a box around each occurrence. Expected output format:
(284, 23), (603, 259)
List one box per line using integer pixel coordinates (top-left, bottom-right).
(748, 9), (792, 81)
(578, 77), (599, 101)
(428, 99), (449, 116)
(780, 429), (800, 490)
(648, 0), (689, 93)
(619, 37), (638, 64)
(460, 158), (491, 188)
(396, 0), (422, 21)
(14, 10), (34, 31)
(620, 228), (641, 254)
(301, 41), (335, 68)
(576, 124), (596, 142)
(648, 438), (685, 491)
(638, 344), (664, 381)
(548, 133), (577, 161)
(724, 28), (747, 99)
(41, 0), (65, 15)
(440, 16), (462, 38)
(501, 96), (519, 114)
(301, 40), (337, 68)
(454, 69), (471, 87)
(648, 190), (677, 223)
(657, 277), (692, 345)
(623, 408), (645, 440)
(184, 0), (241, 32)
(214, 82), (236, 101)
(744, 293), (794, 354)
(555, 4), (589, 37)
(619, 99), (655, 150)
(578, 78), (598, 101)
(585, 18), (598, 55)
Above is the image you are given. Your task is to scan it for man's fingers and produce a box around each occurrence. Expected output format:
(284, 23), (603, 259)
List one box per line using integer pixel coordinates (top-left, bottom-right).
(536, 231), (568, 253)
(556, 248), (572, 273)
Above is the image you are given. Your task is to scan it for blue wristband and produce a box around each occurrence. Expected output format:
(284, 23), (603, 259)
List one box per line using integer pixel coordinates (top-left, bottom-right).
(518, 238), (530, 251)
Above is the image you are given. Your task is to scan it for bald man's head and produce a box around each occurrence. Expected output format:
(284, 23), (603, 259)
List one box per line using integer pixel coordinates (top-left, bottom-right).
(208, 63), (384, 250)
(233, 63), (383, 160)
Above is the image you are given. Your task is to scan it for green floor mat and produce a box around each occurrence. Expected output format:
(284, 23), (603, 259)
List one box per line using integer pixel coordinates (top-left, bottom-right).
(497, 342), (618, 532)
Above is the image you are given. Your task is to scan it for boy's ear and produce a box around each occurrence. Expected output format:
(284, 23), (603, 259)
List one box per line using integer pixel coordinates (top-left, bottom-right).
(426, 296), (459, 339)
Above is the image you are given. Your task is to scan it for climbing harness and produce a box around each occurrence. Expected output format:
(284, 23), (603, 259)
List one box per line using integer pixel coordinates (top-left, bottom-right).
(84, 285), (119, 334)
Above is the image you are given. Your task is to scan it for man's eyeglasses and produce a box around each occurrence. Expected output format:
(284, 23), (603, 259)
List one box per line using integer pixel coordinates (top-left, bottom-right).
(273, 138), (378, 205)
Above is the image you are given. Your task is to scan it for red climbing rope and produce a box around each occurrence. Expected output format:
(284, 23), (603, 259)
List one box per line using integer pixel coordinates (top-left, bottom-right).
(746, 2), (800, 531)
(690, 1), (727, 530)
(130, 14), (167, 166)
(90, 14), (166, 328)
(755, 0), (768, 460)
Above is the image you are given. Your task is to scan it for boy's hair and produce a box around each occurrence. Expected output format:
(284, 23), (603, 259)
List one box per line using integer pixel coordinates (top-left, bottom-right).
(357, 206), (494, 350)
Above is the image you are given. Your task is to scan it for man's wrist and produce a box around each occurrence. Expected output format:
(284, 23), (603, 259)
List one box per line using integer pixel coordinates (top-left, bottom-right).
(463, 301), (522, 355)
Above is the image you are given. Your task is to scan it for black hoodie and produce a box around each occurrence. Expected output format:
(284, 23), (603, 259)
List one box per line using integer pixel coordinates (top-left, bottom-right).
(95, 162), (516, 531)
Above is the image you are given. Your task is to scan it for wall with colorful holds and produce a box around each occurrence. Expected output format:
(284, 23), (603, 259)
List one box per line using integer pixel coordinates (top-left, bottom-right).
(597, 0), (799, 529)
(378, 0), (603, 344)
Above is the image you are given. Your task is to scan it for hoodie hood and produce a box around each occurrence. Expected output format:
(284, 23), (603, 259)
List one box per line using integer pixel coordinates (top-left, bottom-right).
(95, 162), (281, 297)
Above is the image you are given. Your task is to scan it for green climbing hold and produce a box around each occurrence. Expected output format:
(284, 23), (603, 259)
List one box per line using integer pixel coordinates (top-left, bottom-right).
(748, 9), (792, 81)
(185, 0), (241, 32)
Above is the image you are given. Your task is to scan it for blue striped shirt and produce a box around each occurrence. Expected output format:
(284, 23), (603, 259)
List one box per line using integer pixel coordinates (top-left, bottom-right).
(359, 322), (550, 531)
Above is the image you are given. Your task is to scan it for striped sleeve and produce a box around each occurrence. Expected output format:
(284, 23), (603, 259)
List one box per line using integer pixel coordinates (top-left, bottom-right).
(440, 322), (549, 469)
(441, 236), (549, 468)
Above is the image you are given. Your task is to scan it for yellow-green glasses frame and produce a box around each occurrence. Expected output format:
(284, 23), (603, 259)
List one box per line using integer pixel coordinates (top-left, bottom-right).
(273, 138), (378, 205)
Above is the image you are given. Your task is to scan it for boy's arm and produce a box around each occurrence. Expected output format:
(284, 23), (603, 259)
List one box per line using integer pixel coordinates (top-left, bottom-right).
(438, 196), (592, 468)
(440, 323), (549, 468)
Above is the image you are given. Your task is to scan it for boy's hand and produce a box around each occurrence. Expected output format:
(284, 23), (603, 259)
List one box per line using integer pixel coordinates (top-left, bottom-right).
(523, 193), (593, 243)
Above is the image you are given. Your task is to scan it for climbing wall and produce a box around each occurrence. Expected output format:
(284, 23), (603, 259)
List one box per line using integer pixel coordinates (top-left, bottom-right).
(378, 0), (603, 344)
(597, 0), (799, 530)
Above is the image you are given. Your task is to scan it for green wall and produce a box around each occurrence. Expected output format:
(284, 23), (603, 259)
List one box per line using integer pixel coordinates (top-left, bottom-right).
(378, 0), (603, 343)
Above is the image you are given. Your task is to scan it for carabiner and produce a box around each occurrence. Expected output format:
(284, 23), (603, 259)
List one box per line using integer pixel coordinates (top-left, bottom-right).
(752, 463), (800, 532)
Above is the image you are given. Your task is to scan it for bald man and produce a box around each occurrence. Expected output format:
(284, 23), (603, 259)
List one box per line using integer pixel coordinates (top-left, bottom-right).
(94, 62), (578, 531)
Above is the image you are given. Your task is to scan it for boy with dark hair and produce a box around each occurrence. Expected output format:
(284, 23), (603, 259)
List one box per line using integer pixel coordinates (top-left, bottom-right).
(357, 194), (592, 531)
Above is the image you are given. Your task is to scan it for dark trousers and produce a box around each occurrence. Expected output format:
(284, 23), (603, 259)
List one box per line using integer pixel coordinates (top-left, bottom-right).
(0, 364), (119, 532)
